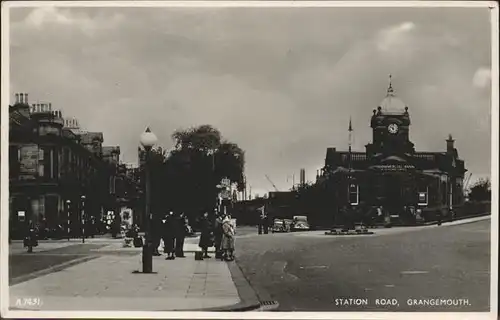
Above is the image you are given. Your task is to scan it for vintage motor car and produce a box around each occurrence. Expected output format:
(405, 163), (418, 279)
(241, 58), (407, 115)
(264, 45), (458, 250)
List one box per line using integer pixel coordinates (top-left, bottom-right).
(291, 215), (310, 231)
(272, 219), (290, 233)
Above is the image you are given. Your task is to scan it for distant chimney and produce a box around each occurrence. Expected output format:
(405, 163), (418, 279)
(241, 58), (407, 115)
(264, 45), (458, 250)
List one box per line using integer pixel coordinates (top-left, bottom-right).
(19, 93), (24, 104)
(25, 93), (28, 104)
(15, 93), (19, 104)
(300, 168), (306, 186)
(446, 134), (455, 154)
(49, 103), (52, 111)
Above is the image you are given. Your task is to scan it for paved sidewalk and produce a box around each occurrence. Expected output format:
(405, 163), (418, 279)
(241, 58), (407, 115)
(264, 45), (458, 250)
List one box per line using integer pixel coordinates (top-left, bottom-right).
(92, 236), (216, 254)
(10, 252), (240, 311)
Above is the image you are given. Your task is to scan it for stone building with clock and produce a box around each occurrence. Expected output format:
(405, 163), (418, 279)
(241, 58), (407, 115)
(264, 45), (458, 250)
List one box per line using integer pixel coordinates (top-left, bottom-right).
(316, 80), (467, 225)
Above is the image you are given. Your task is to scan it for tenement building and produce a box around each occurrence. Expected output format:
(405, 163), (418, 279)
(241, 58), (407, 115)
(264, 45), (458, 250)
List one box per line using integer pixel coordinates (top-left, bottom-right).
(8, 93), (123, 238)
(320, 80), (467, 224)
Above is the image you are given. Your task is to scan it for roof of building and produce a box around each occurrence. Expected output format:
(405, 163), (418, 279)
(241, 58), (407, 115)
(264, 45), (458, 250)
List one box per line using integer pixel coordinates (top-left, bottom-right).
(379, 76), (407, 112)
(102, 146), (120, 156)
(80, 132), (104, 144)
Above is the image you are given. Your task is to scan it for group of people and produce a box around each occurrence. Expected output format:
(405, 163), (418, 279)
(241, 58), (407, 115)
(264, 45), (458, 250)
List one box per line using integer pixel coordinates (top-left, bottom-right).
(152, 212), (190, 259)
(199, 211), (236, 261)
(150, 210), (236, 261)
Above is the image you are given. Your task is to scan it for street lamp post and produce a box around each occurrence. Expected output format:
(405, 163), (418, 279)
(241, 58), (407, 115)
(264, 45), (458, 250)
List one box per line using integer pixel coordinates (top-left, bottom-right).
(140, 127), (158, 274)
(81, 195), (86, 244)
(66, 200), (71, 241)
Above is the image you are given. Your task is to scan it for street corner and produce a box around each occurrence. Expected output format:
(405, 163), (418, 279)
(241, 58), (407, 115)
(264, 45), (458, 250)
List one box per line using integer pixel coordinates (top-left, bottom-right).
(212, 260), (264, 312)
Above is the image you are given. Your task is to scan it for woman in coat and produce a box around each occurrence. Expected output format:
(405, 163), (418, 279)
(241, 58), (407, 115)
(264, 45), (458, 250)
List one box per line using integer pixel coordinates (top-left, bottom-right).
(221, 216), (235, 261)
(198, 212), (212, 258)
(214, 213), (224, 260)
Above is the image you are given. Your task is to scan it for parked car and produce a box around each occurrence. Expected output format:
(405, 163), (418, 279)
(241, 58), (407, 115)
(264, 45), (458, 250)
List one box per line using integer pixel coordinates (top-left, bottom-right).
(185, 224), (195, 237)
(291, 216), (310, 231)
(272, 219), (290, 233)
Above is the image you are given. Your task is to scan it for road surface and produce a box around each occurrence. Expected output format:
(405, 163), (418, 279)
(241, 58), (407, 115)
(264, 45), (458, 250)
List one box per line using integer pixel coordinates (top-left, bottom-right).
(235, 219), (491, 312)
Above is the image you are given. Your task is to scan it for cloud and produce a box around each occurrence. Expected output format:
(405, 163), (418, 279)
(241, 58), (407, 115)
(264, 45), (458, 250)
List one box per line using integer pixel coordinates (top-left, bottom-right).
(473, 67), (492, 88)
(9, 7), (492, 195)
(376, 21), (416, 52)
(18, 7), (123, 36)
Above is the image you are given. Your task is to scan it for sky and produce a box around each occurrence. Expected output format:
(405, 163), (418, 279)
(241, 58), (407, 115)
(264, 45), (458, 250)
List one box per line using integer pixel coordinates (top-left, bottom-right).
(9, 5), (493, 197)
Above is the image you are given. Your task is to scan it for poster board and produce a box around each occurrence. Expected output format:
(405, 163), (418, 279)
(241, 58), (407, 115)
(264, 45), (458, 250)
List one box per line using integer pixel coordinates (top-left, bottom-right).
(18, 144), (39, 180)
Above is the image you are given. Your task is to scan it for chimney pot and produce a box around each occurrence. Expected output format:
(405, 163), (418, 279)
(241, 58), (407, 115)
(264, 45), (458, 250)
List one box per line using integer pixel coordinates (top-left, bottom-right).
(15, 93), (19, 104)
(25, 93), (29, 104)
(19, 93), (24, 104)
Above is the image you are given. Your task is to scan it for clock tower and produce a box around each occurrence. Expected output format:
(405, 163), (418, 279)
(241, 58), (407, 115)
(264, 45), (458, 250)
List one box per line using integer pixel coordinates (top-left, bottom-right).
(366, 76), (415, 157)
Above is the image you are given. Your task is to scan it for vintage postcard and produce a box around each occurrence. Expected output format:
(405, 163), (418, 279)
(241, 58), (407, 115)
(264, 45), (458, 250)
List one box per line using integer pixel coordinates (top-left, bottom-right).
(1, 1), (498, 319)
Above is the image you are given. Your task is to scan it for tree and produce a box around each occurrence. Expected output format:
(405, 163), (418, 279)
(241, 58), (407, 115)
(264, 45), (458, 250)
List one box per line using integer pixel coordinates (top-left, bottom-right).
(165, 125), (245, 221)
(137, 146), (168, 217)
(468, 178), (491, 202)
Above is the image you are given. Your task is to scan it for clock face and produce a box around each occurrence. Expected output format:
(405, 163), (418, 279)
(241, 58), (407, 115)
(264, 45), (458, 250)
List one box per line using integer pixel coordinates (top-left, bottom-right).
(388, 123), (399, 134)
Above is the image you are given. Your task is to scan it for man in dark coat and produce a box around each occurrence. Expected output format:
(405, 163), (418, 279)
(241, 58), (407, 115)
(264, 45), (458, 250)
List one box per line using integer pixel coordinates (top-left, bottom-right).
(198, 212), (212, 258)
(164, 212), (176, 260)
(175, 213), (188, 258)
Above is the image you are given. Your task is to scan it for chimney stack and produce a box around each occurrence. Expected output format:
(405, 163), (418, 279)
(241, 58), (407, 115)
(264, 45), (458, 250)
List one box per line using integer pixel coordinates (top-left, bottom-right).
(446, 134), (455, 154)
(25, 93), (29, 104)
(19, 93), (24, 104)
(300, 168), (306, 186)
(49, 103), (52, 111)
(15, 93), (19, 104)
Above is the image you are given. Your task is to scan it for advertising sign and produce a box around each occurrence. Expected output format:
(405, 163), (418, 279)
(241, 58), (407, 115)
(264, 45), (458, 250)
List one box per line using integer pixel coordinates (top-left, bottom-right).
(373, 164), (415, 171)
(221, 178), (231, 187)
(418, 192), (428, 205)
(19, 144), (39, 180)
(18, 211), (26, 222)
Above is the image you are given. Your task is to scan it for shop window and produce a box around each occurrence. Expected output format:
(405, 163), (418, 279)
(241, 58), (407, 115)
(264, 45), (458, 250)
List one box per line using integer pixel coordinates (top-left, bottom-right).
(349, 183), (359, 205)
(418, 186), (428, 206)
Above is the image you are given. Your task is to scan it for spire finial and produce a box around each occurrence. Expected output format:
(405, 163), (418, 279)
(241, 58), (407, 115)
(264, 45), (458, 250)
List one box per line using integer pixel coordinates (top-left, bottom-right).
(348, 116), (353, 132)
(387, 74), (394, 95)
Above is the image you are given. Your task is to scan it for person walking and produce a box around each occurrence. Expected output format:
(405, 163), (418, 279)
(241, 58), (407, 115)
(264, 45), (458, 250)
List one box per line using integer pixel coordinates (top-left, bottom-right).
(164, 212), (176, 260)
(221, 216), (235, 261)
(151, 214), (162, 256)
(214, 212), (224, 260)
(198, 212), (212, 258)
(175, 213), (188, 258)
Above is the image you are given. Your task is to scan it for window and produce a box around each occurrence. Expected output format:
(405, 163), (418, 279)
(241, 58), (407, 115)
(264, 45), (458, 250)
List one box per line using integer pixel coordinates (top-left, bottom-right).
(349, 183), (359, 205)
(50, 149), (55, 179)
(418, 186), (428, 206)
(109, 176), (116, 194)
(38, 147), (45, 177)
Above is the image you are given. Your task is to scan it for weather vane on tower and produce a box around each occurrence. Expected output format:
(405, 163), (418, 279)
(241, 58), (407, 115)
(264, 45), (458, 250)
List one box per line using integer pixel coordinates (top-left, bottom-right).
(387, 74), (394, 95)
